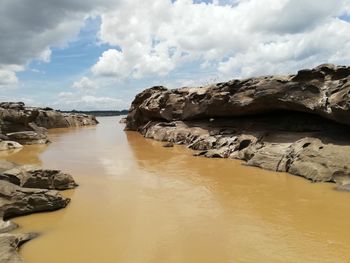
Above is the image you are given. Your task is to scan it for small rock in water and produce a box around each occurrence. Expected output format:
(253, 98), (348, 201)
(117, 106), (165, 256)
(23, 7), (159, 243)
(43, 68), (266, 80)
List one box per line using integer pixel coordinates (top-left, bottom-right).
(0, 141), (23, 151)
(119, 117), (127, 124)
(336, 184), (350, 192)
(163, 142), (174, 148)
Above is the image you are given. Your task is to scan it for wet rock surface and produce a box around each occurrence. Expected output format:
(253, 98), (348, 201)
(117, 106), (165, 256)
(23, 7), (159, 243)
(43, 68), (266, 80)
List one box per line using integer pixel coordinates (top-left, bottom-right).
(0, 160), (77, 263)
(0, 102), (98, 146)
(126, 64), (350, 188)
(0, 141), (23, 151)
(6, 132), (49, 145)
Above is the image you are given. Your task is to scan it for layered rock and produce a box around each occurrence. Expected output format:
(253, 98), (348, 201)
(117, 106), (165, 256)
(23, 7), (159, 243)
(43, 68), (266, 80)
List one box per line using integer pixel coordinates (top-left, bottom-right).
(1, 164), (78, 190)
(126, 64), (350, 189)
(6, 131), (48, 145)
(0, 160), (77, 263)
(0, 102), (98, 146)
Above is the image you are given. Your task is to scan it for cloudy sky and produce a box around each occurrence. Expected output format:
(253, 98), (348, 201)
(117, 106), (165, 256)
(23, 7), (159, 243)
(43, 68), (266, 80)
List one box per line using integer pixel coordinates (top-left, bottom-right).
(0, 0), (350, 110)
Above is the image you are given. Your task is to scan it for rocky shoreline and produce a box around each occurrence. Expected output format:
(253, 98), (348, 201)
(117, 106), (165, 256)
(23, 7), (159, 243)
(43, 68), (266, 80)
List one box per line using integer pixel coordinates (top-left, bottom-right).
(0, 102), (96, 262)
(0, 102), (98, 148)
(0, 160), (77, 263)
(125, 64), (350, 191)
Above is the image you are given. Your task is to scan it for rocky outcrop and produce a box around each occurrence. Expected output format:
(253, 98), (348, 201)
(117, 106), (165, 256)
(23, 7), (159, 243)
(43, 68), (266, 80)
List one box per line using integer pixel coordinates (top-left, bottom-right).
(1, 165), (78, 190)
(126, 64), (350, 189)
(6, 131), (48, 145)
(0, 102), (98, 146)
(0, 160), (77, 263)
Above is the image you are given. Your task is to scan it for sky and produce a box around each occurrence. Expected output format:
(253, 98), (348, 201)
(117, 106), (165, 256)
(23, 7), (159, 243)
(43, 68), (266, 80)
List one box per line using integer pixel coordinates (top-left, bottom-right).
(0, 0), (350, 110)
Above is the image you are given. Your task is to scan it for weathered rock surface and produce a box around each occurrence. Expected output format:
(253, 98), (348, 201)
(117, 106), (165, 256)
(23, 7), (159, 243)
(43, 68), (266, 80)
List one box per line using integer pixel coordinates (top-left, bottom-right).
(0, 141), (23, 151)
(126, 64), (350, 189)
(0, 233), (37, 263)
(6, 131), (48, 145)
(0, 102), (98, 146)
(0, 160), (77, 263)
(1, 163), (78, 190)
(0, 180), (70, 220)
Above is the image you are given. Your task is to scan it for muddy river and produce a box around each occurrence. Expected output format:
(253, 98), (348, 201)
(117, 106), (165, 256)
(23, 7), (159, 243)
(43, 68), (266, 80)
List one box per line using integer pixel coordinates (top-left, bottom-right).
(2, 117), (350, 263)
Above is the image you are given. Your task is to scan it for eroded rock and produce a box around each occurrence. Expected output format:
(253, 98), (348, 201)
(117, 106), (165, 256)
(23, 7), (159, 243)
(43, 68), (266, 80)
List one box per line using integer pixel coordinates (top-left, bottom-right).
(0, 233), (37, 263)
(6, 131), (48, 145)
(2, 165), (77, 190)
(126, 64), (350, 188)
(0, 161), (77, 262)
(0, 102), (98, 146)
(0, 141), (23, 151)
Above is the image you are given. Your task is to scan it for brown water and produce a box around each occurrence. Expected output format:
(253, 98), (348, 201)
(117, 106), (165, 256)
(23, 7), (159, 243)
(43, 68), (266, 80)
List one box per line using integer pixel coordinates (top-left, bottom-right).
(3, 116), (350, 263)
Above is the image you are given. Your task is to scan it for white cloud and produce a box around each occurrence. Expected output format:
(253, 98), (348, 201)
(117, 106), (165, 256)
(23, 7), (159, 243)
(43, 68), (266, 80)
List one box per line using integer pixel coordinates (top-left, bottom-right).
(58, 92), (75, 99)
(0, 0), (120, 82)
(2, 0), (350, 95)
(0, 69), (18, 87)
(219, 18), (350, 77)
(92, 0), (350, 80)
(72, 77), (98, 92)
(92, 47), (175, 78)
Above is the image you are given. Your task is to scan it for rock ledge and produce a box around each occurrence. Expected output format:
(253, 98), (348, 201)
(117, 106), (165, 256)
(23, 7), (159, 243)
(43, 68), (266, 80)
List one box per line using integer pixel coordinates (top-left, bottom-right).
(125, 64), (350, 190)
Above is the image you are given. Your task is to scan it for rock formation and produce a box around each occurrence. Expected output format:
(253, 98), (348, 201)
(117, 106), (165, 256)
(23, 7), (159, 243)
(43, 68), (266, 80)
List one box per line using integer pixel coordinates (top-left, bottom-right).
(125, 64), (350, 190)
(0, 102), (98, 147)
(0, 160), (77, 263)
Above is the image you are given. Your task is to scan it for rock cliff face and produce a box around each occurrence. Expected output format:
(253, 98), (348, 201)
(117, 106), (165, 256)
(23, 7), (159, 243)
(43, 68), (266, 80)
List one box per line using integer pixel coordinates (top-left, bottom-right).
(126, 64), (350, 189)
(0, 160), (77, 263)
(0, 102), (98, 146)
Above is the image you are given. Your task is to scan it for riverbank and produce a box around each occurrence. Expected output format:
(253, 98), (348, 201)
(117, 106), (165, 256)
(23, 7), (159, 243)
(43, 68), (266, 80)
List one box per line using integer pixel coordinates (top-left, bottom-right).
(0, 102), (96, 262)
(125, 64), (350, 190)
(0, 102), (98, 148)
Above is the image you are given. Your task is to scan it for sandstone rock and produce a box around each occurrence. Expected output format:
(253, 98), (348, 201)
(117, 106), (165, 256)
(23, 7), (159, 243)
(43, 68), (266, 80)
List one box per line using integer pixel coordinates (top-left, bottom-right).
(0, 233), (37, 263)
(0, 180), (70, 220)
(6, 131), (49, 145)
(2, 166), (78, 190)
(0, 161), (17, 173)
(0, 161), (77, 263)
(0, 102), (98, 146)
(126, 64), (350, 188)
(0, 141), (23, 151)
(126, 64), (350, 130)
(0, 179), (70, 263)
(34, 110), (98, 128)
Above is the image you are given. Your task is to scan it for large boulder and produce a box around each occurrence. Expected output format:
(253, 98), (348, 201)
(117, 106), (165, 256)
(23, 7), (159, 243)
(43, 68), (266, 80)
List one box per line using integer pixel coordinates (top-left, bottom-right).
(0, 180), (70, 220)
(1, 165), (78, 190)
(126, 64), (350, 130)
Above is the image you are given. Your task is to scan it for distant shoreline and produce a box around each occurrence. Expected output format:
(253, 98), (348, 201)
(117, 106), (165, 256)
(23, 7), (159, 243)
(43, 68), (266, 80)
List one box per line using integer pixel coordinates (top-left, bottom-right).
(59, 110), (128, 117)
